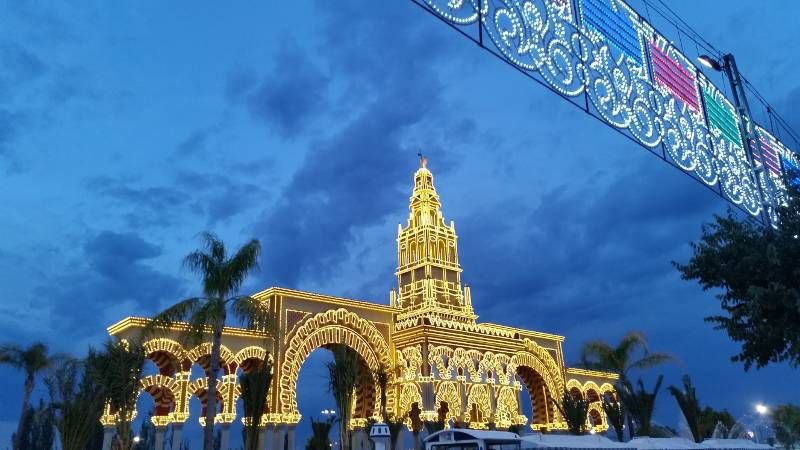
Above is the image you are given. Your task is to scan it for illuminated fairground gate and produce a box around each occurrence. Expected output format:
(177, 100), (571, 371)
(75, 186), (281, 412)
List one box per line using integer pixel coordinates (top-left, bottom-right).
(105, 161), (617, 450)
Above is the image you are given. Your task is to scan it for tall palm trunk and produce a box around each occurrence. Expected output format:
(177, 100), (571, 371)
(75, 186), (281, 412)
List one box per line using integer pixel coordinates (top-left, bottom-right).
(14, 375), (34, 450)
(204, 316), (225, 450)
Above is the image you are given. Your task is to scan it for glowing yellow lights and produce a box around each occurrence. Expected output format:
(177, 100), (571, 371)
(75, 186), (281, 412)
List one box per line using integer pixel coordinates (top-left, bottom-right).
(104, 163), (617, 432)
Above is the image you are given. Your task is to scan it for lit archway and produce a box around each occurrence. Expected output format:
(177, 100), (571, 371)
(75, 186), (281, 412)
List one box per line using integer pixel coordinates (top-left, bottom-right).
(278, 309), (392, 425)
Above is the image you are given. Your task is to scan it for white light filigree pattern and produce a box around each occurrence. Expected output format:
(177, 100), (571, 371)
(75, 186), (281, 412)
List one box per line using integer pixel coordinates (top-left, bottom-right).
(420, 0), (795, 225)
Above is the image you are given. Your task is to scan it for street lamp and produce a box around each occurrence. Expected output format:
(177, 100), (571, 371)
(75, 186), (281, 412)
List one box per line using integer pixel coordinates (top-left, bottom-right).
(697, 54), (722, 71)
(697, 51), (769, 210)
(132, 436), (142, 444)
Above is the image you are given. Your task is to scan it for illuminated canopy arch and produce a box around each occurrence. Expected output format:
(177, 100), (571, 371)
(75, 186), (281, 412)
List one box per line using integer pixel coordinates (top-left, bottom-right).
(188, 377), (230, 425)
(465, 384), (490, 428)
(434, 381), (461, 422)
(187, 343), (236, 376)
(143, 338), (189, 376)
(234, 345), (273, 374)
(512, 342), (565, 430)
(139, 375), (178, 425)
(278, 308), (392, 422)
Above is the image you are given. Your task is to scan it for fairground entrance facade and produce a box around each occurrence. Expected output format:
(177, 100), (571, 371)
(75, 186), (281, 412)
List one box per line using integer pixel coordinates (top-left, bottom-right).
(106, 161), (617, 450)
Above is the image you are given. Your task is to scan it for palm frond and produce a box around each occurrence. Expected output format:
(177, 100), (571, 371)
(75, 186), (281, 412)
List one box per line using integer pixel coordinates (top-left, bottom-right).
(223, 239), (260, 295)
(231, 296), (274, 334)
(618, 332), (649, 356)
(240, 359), (273, 450)
(140, 297), (203, 341)
(184, 251), (216, 293)
(579, 340), (615, 370)
(668, 375), (702, 442)
(184, 298), (225, 346)
(0, 344), (22, 366)
(629, 352), (674, 371)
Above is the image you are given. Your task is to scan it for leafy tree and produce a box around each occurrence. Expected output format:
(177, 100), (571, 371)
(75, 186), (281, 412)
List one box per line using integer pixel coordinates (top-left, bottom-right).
(95, 339), (146, 450)
(133, 411), (156, 450)
(507, 424), (524, 434)
(144, 232), (267, 450)
(409, 403), (423, 450)
(668, 375), (704, 442)
(554, 392), (589, 435)
(327, 345), (359, 450)
(373, 364), (390, 421)
(386, 415), (406, 450)
(0, 342), (61, 450)
(675, 170), (800, 370)
(579, 332), (672, 381)
(602, 395), (625, 442)
(423, 418), (445, 435)
(698, 407), (736, 439)
(46, 354), (106, 450)
(13, 399), (55, 450)
(616, 375), (663, 437)
(240, 358), (273, 450)
(773, 404), (800, 450)
(305, 417), (335, 450)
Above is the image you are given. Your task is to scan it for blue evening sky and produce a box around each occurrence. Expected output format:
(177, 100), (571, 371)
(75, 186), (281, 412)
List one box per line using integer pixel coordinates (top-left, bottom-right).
(1, 1), (798, 448)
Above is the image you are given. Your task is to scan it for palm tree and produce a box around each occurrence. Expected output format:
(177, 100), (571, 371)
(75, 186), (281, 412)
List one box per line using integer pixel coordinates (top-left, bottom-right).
(373, 364), (390, 421)
(386, 415), (406, 450)
(240, 358), (273, 450)
(602, 395), (625, 442)
(144, 232), (267, 450)
(555, 392), (590, 435)
(579, 332), (672, 381)
(0, 342), (61, 450)
(617, 375), (663, 437)
(95, 339), (145, 450)
(327, 345), (360, 450)
(306, 416), (335, 450)
(45, 355), (107, 450)
(409, 403), (423, 450)
(668, 375), (703, 442)
(580, 332), (671, 438)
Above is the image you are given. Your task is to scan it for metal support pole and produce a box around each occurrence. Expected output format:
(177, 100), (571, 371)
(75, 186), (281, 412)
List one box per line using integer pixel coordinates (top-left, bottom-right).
(722, 53), (768, 220)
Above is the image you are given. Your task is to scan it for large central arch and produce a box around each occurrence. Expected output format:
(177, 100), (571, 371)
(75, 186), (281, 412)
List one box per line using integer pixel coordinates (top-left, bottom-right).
(511, 340), (565, 430)
(278, 308), (393, 423)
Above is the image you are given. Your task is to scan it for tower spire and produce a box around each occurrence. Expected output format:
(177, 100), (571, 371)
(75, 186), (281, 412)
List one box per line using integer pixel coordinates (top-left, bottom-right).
(395, 158), (476, 323)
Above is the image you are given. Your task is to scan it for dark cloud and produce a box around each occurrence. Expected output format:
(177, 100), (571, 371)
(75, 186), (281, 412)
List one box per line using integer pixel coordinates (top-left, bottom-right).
(88, 170), (271, 229)
(39, 231), (185, 336)
(0, 109), (20, 156)
(243, 42), (329, 137)
(0, 42), (47, 83)
(86, 176), (193, 228)
(459, 158), (723, 334)
(224, 66), (259, 104)
(175, 128), (210, 156)
(251, 1), (467, 288)
(175, 170), (271, 225)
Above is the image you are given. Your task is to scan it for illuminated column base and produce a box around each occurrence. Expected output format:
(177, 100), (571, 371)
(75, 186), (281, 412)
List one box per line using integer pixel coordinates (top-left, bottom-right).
(220, 424), (231, 450)
(273, 424), (286, 450)
(101, 426), (115, 450)
(172, 423), (184, 450)
(286, 425), (296, 450)
(154, 426), (166, 450)
(261, 426), (274, 450)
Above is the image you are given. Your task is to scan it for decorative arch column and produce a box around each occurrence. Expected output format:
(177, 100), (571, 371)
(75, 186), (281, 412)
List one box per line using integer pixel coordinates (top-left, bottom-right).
(277, 308), (393, 425)
(511, 341), (566, 431)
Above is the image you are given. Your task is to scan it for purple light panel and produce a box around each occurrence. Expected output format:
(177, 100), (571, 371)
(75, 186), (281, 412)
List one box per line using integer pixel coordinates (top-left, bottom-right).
(649, 42), (699, 112)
